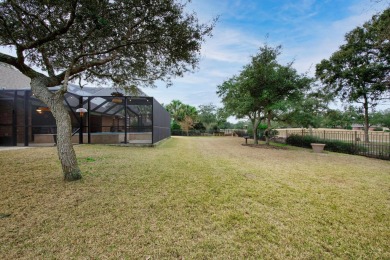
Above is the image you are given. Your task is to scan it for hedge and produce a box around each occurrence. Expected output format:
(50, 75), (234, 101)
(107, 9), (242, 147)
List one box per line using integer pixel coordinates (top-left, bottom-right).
(285, 134), (364, 155)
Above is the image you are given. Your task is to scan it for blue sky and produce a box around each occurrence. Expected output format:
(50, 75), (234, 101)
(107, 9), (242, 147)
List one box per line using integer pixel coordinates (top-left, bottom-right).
(0, 0), (388, 118)
(145, 0), (389, 115)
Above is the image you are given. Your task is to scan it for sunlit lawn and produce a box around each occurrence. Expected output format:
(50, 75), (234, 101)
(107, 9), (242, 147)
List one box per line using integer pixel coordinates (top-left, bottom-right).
(0, 136), (389, 259)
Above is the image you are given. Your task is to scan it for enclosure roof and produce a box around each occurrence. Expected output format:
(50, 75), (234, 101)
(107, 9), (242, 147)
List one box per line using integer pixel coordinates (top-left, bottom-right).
(50, 84), (148, 97)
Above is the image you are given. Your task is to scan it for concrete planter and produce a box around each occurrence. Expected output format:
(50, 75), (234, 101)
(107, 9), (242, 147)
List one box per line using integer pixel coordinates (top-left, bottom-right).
(311, 143), (326, 153)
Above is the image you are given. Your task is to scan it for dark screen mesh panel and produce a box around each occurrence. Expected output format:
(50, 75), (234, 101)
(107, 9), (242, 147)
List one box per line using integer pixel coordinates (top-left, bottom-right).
(0, 88), (171, 145)
(0, 90), (15, 145)
(152, 98), (170, 144)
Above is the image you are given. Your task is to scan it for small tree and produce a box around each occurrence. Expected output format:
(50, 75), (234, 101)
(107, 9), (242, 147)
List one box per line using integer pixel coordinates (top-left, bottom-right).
(179, 116), (194, 136)
(0, 1), (213, 181)
(179, 104), (198, 136)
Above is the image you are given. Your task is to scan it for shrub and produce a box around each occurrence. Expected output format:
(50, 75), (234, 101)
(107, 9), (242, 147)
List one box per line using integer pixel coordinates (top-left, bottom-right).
(171, 120), (181, 131)
(267, 129), (279, 138)
(234, 130), (247, 137)
(323, 139), (362, 154)
(373, 127), (383, 131)
(286, 134), (363, 155)
(285, 135), (320, 149)
(246, 128), (254, 138)
(193, 122), (206, 131)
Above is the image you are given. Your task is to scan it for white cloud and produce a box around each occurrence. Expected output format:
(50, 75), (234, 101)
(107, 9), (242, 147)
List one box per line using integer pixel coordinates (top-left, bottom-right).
(150, 0), (389, 112)
(201, 28), (262, 63)
(2, 0), (389, 117)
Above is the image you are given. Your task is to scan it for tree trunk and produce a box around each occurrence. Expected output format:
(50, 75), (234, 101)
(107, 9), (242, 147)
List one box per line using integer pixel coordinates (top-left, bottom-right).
(265, 110), (272, 145)
(31, 77), (82, 181)
(251, 118), (260, 144)
(363, 95), (370, 143)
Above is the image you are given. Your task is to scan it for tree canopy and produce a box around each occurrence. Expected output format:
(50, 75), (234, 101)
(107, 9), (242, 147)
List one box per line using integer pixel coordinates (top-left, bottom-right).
(316, 8), (390, 142)
(0, 0), (214, 88)
(217, 44), (311, 144)
(198, 103), (218, 130)
(0, 0), (214, 181)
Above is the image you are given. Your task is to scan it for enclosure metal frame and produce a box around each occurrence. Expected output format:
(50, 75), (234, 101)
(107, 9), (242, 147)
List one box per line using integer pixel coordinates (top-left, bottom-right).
(0, 89), (170, 146)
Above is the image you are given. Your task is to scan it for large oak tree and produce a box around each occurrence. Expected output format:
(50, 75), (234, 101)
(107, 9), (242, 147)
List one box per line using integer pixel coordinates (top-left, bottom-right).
(0, 0), (214, 181)
(218, 44), (311, 144)
(316, 8), (390, 142)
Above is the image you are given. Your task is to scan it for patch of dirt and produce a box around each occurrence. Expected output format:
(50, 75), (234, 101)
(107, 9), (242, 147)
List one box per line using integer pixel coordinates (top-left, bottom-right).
(242, 144), (289, 150)
(0, 213), (11, 218)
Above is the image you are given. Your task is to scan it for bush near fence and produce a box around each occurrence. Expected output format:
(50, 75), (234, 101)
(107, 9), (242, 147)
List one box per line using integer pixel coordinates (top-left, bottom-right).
(171, 129), (249, 137)
(279, 128), (389, 160)
(285, 135), (364, 155)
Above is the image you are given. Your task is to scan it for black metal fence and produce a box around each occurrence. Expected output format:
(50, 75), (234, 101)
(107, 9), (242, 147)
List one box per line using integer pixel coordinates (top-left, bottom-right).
(277, 129), (390, 160)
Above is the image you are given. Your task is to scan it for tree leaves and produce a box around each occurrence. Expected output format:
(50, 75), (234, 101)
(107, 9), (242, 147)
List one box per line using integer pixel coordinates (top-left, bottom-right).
(0, 0), (215, 88)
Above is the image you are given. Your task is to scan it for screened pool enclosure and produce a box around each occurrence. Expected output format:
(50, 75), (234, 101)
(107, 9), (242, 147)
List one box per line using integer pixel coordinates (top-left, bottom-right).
(0, 85), (170, 146)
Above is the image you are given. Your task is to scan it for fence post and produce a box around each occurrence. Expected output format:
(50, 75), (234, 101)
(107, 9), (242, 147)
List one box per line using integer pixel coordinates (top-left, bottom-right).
(301, 129), (304, 137)
(323, 130), (326, 140)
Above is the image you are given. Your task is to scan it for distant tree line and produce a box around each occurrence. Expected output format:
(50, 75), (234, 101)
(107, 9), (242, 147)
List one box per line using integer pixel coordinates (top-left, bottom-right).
(164, 100), (240, 135)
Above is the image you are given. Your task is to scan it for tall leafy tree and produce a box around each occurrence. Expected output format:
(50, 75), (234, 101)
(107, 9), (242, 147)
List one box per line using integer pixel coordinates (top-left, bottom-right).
(218, 75), (264, 144)
(282, 90), (331, 128)
(218, 44), (311, 144)
(216, 108), (231, 129)
(198, 103), (217, 130)
(246, 48), (312, 144)
(371, 108), (390, 127)
(165, 100), (186, 122)
(165, 100), (198, 135)
(0, 0), (213, 181)
(316, 8), (390, 142)
(380, 109), (390, 127)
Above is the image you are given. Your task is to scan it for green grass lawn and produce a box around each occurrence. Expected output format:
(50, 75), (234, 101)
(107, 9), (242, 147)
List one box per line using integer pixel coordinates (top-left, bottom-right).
(1, 136), (389, 259)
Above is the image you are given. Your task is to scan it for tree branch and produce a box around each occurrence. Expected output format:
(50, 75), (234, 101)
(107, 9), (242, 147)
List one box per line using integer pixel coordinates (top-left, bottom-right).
(0, 52), (42, 79)
(56, 52), (118, 81)
(73, 39), (158, 62)
(39, 47), (55, 77)
(0, 15), (20, 46)
(15, 0), (78, 51)
(10, 1), (52, 33)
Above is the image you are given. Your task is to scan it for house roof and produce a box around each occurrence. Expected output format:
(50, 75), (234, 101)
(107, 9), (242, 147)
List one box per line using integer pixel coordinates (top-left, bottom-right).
(0, 62), (147, 97)
(0, 63), (30, 89)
